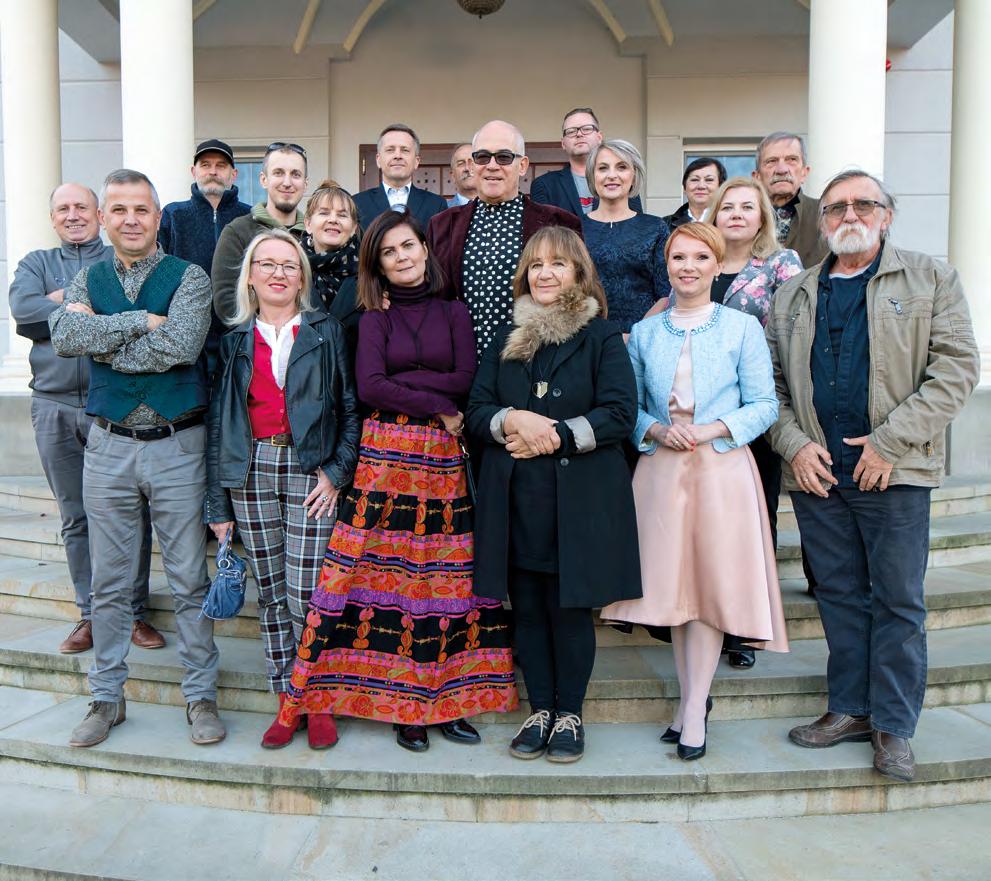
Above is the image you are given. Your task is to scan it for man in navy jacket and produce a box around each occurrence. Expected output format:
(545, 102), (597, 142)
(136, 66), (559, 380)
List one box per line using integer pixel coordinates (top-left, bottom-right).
(530, 107), (642, 217)
(353, 123), (448, 230)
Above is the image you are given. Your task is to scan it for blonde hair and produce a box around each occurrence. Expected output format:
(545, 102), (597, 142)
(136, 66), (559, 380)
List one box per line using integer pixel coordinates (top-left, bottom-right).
(304, 179), (359, 227)
(664, 222), (727, 263)
(706, 176), (779, 259)
(229, 230), (314, 326)
(512, 226), (608, 318)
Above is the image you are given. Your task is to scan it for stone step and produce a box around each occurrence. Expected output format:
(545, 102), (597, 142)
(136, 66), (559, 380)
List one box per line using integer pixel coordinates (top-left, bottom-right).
(2, 504), (991, 582)
(1, 780), (990, 881)
(2, 556), (990, 644)
(2, 612), (988, 724)
(1, 686), (989, 825)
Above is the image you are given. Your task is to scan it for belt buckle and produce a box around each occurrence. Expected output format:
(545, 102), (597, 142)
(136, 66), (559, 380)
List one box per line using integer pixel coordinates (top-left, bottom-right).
(271, 434), (290, 447)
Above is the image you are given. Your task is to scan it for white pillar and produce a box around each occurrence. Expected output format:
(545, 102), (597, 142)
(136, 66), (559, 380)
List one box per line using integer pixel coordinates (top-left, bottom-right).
(806, 0), (888, 195)
(948, 1), (991, 386)
(0, 0), (62, 392)
(119, 0), (194, 206)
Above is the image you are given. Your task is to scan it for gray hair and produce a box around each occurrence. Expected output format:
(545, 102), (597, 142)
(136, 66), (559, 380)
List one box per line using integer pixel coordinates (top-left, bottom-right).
(377, 123), (421, 155)
(49, 183), (99, 213)
(472, 120), (526, 156)
(450, 143), (472, 170)
(819, 169), (897, 212)
(99, 169), (160, 211)
(585, 139), (646, 200)
(229, 230), (314, 326)
(756, 131), (808, 166)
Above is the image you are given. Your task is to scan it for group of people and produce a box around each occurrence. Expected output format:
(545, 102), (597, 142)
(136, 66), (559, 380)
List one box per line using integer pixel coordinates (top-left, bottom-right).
(9, 108), (979, 784)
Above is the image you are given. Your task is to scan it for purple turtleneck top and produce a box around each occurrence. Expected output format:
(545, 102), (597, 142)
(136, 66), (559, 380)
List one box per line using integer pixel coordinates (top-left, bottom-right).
(355, 281), (476, 417)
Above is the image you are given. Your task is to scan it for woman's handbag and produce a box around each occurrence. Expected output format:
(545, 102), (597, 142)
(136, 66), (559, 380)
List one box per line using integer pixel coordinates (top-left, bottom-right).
(200, 533), (248, 620)
(458, 437), (478, 507)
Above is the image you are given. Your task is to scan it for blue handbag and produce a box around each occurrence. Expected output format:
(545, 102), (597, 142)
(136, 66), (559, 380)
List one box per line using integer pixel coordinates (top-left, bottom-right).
(200, 533), (247, 620)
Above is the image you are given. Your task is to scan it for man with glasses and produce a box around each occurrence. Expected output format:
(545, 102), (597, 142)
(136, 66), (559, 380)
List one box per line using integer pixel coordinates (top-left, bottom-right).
(753, 130), (828, 267)
(766, 170), (979, 783)
(211, 142), (308, 325)
(353, 123), (448, 229)
(49, 169), (224, 750)
(530, 108), (642, 217)
(427, 119), (581, 359)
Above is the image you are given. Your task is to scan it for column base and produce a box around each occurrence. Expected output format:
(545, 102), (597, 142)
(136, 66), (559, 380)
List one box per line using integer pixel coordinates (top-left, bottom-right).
(0, 354), (33, 395)
(948, 385), (991, 477)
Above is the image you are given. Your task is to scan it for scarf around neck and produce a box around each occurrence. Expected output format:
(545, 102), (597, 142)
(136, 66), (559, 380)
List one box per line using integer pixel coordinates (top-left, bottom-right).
(304, 233), (360, 310)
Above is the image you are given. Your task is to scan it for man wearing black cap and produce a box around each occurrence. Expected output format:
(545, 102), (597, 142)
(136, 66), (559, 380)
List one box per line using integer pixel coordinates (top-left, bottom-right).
(159, 140), (250, 376)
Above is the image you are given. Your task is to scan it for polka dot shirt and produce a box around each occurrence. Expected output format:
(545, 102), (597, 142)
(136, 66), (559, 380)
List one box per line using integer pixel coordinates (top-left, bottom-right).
(461, 194), (525, 358)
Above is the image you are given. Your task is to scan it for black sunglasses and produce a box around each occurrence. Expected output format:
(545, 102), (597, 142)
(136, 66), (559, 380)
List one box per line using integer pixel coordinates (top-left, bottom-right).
(266, 142), (307, 158)
(471, 149), (523, 167)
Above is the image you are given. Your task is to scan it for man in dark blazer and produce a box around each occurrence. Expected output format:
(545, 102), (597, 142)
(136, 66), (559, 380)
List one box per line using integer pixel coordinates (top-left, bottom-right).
(427, 119), (582, 360)
(530, 107), (642, 217)
(353, 123), (449, 230)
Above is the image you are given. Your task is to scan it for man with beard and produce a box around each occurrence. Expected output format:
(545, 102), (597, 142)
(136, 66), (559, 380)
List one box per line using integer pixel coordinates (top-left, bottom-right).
(766, 170), (979, 784)
(530, 107), (641, 217)
(211, 143), (308, 325)
(753, 131), (828, 266)
(159, 140), (250, 375)
(448, 143), (477, 207)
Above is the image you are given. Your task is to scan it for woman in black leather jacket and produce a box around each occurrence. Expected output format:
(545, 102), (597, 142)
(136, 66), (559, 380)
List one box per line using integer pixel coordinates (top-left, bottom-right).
(205, 229), (360, 750)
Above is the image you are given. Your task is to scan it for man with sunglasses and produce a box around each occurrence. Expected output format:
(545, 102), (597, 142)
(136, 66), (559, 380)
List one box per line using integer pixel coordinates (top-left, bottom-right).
(530, 108), (642, 218)
(428, 119), (582, 359)
(352, 123), (448, 230)
(211, 142), (308, 326)
(767, 169), (979, 784)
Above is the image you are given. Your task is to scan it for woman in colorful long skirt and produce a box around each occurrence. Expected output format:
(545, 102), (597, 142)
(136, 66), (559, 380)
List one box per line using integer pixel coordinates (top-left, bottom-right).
(274, 208), (518, 752)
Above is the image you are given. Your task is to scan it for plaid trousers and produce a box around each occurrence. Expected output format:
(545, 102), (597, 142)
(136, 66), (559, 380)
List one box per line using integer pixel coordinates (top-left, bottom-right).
(230, 442), (335, 692)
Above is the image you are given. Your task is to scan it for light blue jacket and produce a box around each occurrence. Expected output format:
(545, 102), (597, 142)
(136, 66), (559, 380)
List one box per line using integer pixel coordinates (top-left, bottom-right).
(629, 304), (778, 455)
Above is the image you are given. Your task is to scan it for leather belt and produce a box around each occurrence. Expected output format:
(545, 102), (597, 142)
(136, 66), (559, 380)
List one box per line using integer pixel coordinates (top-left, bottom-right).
(256, 433), (293, 447)
(94, 413), (204, 441)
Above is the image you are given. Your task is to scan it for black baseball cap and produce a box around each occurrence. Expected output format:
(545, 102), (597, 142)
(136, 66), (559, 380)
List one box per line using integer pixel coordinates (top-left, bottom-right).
(193, 139), (235, 164)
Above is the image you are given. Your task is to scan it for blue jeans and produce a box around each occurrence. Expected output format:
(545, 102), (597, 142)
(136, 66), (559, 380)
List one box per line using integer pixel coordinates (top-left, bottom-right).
(791, 485), (931, 738)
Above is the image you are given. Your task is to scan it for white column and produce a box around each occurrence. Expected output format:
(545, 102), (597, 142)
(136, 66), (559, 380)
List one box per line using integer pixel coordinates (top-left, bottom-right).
(805, 0), (888, 195)
(119, 0), (194, 206)
(948, 0), (991, 386)
(0, 0), (62, 392)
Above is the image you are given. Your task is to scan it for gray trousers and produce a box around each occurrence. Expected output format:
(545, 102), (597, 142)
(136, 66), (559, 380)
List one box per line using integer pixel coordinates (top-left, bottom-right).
(83, 421), (218, 703)
(30, 396), (151, 620)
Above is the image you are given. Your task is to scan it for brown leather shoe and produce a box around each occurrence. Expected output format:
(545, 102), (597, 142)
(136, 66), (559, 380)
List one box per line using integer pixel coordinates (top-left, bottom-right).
(59, 620), (93, 654)
(872, 731), (916, 782)
(788, 712), (872, 748)
(131, 619), (166, 649)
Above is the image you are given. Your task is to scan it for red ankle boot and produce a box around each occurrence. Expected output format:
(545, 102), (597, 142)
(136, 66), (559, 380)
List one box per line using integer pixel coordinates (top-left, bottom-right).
(307, 713), (338, 749)
(261, 693), (301, 749)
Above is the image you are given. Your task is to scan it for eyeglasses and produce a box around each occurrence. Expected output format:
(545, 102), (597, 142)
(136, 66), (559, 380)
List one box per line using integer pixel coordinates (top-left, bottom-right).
(562, 124), (599, 138)
(471, 150), (523, 167)
(821, 199), (886, 220)
(265, 142), (307, 158)
(251, 260), (302, 277)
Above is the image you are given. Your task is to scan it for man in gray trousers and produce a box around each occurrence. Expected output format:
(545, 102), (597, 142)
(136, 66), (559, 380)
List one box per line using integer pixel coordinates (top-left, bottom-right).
(8, 182), (163, 654)
(50, 169), (224, 748)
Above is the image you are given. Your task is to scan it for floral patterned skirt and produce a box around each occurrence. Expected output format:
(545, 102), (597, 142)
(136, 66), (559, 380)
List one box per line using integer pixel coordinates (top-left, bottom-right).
(280, 411), (518, 726)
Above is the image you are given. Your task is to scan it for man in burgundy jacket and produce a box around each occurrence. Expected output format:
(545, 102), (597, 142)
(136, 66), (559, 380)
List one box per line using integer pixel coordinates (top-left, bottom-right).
(427, 119), (582, 360)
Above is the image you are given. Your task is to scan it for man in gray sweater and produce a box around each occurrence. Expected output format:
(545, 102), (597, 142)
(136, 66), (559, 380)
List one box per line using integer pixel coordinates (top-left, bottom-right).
(8, 182), (161, 654)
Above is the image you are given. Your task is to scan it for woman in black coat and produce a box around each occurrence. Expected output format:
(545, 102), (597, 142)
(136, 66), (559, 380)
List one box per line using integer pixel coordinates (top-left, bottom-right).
(205, 229), (361, 751)
(467, 226), (641, 764)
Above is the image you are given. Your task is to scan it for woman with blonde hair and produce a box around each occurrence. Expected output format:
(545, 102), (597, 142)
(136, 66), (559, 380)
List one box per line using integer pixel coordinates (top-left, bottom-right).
(468, 225), (640, 763)
(601, 223), (788, 760)
(205, 229), (361, 750)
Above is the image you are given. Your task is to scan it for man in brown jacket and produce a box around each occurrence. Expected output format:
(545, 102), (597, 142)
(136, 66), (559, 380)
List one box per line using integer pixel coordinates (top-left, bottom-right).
(766, 170), (979, 783)
(753, 131), (829, 267)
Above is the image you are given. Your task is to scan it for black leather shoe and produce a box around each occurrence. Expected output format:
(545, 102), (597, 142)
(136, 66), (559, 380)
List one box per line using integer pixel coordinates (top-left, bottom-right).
(728, 649), (756, 669)
(660, 696), (712, 743)
(439, 718), (481, 745)
(510, 710), (555, 759)
(394, 724), (429, 752)
(677, 738), (706, 761)
(546, 712), (585, 763)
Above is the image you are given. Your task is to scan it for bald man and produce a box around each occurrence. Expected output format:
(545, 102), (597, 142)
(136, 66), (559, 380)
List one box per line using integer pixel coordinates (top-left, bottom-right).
(427, 120), (582, 358)
(8, 183), (160, 655)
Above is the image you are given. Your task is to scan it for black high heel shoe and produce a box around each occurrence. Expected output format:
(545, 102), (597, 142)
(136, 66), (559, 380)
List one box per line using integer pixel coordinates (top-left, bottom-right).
(677, 737), (706, 761)
(660, 696), (713, 743)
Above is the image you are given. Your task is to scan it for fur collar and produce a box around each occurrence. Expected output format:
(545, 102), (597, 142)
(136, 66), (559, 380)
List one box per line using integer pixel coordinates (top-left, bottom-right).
(501, 290), (600, 362)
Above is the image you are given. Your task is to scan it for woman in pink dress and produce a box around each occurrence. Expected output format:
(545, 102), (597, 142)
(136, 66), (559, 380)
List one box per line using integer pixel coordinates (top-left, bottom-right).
(601, 223), (789, 760)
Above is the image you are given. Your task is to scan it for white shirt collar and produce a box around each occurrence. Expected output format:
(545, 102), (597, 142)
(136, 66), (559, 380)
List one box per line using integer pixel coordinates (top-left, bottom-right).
(255, 313), (302, 389)
(383, 182), (411, 206)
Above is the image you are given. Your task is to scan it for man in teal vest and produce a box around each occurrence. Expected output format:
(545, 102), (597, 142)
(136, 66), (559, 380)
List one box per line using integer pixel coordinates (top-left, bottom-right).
(50, 169), (224, 749)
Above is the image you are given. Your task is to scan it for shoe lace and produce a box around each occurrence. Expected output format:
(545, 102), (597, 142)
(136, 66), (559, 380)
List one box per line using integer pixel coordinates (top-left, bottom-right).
(188, 699), (217, 719)
(551, 713), (581, 739)
(85, 700), (116, 720)
(515, 709), (552, 738)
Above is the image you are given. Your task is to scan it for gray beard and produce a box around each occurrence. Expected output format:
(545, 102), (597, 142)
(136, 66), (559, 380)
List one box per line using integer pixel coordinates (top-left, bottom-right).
(828, 222), (880, 255)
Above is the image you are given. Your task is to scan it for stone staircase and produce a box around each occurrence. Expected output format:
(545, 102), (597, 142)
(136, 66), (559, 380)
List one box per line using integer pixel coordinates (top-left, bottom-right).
(0, 474), (990, 842)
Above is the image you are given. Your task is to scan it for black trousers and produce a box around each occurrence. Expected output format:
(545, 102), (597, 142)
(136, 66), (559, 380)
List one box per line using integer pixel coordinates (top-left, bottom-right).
(508, 567), (596, 716)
